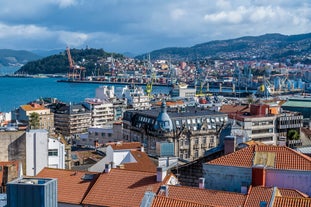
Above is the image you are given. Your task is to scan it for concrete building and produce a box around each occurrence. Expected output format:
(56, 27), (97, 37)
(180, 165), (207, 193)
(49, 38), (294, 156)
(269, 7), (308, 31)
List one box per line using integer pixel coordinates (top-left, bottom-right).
(170, 83), (196, 98)
(12, 103), (54, 133)
(54, 103), (91, 136)
(123, 101), (228, 161)
(76, 122), (123, 147)
(48, 137), (66, 169)
(121, 85), (151, 110)
(83, 98), (114, 127)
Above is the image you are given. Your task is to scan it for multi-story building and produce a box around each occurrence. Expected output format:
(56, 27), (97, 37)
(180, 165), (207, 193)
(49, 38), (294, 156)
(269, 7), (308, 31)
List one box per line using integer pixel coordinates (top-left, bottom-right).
(12, 103), (54, 133)
(123, 101), (228, 161)
(83, 98), (114, 127)
(121, 85), (151, 110)
(54, 103), (91, 136)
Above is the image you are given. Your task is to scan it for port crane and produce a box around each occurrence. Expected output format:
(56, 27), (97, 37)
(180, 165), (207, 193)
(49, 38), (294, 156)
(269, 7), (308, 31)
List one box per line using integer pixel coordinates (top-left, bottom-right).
(66, 46), (85, 80)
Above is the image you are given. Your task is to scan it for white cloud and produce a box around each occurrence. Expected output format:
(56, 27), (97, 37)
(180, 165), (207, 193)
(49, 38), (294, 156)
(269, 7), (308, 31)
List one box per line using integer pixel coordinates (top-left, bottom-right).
(170, 9), (186, 20)
(54, 0), (78, 8)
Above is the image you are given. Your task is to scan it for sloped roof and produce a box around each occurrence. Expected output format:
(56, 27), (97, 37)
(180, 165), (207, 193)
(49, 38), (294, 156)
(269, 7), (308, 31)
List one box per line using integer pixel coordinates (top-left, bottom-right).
(21, 104), (47, 111)
(123, 151), (157, 173)
(244, 186), (310, 207)
(108, 141), (142, 150)
(207, 145), (311, 170)
(82, 169), (170, 207)
(158, 185), (246, 207)
(273, 196), (311, 207)
(151, 195), (216, 207)
(220, 104), (250, 114)
(36, 168), (99, 205)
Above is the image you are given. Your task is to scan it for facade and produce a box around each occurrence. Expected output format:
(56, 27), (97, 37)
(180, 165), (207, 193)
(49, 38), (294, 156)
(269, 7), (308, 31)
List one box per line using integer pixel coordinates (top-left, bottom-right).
(121, 85), (151, 110)
(76, 122), (122, 147)
(170, 84), (196, 98)
(54, 103), (91, 136)
(48, 137), (65, 169)
(123, 102), (228, 161)
(12, 103), (54, 133)
(83, 98), (114, 127)
(281, 97), (311, 126)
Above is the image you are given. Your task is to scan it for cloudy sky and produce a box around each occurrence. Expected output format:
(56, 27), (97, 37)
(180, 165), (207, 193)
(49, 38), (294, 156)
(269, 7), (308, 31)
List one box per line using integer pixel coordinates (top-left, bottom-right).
(0, 0), (310, 55)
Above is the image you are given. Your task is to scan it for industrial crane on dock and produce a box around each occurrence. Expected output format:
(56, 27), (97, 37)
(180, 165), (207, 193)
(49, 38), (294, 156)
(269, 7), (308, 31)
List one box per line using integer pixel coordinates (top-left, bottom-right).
(66, 46), (85, 81)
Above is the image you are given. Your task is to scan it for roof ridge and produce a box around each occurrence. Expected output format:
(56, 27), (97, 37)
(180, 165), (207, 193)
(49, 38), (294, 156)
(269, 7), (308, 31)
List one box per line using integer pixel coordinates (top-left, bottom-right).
(169, 185), (245, 195)
(155, 195), (216, 207)
(284, 146), (311, 162)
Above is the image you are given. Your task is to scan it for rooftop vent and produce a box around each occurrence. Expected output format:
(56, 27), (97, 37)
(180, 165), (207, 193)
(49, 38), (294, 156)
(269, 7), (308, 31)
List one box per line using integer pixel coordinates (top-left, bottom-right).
(81, 174), (95, 181)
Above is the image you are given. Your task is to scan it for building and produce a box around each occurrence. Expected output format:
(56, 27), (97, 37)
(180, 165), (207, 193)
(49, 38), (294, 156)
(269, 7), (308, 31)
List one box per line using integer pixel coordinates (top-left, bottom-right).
(170, 83), (196, 98)
(76, 122), (122, 147)
(83, 98), (114, 127)
(48, 137), (66, 169)
(6, 177), (57, 207)
(123, 101), (228, 161)
(121, 84), (151, 110)
(54, 103), (91, 136)
(281, 97), (311, 127)
(12, 103), (54, 133)
(203, 145), (311, 196)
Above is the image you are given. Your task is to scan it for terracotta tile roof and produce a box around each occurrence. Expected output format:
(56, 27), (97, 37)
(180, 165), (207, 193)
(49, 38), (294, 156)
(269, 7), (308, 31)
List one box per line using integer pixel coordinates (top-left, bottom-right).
(158, 185), (246, 207)
(278, 188), (309, 198)
(36, 168), (99, 205)
(121, 151), (157, 173)
(273, 196), (311, 207)
(244, 186), (274, 207)
(207, 145), (311, 170)
(108, 141), (142, 150)
(20, 104), (47, 111)
(152, 195), (215, 207)
(82, 169), (169, 207)
(220, 104), (250, 114)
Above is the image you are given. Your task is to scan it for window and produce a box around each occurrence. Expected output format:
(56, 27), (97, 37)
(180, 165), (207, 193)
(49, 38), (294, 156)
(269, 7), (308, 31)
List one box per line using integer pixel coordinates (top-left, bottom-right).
(48, 149), (58, 156)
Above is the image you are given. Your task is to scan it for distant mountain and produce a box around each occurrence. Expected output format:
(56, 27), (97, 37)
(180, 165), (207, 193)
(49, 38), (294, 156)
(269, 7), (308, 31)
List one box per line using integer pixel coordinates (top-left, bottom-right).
(0, 49), (41, 66)
(15, 48), (124, 75)
(136, 33), (311, 63)
(31, 49), (64, 57)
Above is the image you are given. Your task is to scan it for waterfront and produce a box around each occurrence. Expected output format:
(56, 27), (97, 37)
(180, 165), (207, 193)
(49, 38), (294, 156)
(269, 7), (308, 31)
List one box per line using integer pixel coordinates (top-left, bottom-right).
(0, 76), (171, 112)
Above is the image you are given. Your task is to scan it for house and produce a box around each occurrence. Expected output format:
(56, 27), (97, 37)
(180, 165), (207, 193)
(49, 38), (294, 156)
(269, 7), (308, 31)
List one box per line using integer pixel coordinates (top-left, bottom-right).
(82, 168), (177, 207)
(203, 145), (311, 196)
(36, 168), (99, 206)
(88, 142), (156, 173)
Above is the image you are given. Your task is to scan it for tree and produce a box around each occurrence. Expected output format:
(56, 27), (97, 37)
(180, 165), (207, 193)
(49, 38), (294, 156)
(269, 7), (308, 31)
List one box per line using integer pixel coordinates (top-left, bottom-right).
(29, 112), (40, 129)
(287, 129), (300, 140)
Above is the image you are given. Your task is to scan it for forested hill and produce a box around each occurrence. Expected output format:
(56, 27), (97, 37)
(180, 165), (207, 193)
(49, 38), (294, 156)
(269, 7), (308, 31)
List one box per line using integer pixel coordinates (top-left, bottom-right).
(136, 33), (311, 63)
(15, 48), (124, 75)
(0, 49), (41, 66)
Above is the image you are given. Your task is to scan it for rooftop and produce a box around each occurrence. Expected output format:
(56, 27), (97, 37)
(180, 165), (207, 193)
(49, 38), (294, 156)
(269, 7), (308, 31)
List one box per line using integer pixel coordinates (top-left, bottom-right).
(207, 145), (311, 170)
(36, 168), (99, 205)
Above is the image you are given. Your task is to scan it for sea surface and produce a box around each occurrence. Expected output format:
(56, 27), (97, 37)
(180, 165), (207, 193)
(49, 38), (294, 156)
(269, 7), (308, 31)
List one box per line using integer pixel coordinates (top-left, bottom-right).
(0, 66), (171, 112)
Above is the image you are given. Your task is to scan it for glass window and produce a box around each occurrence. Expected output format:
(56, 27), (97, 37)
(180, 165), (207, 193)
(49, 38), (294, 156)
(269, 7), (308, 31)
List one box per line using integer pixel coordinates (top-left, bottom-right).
(192, 119), (196, 124)
(187, 119), (191, 124)
(176, 120), (180, 126)
(48, 149), (58, 156)
(215, 117), (219, 122)
(206, 118), (210, 123)
(197, 118), (201, 123)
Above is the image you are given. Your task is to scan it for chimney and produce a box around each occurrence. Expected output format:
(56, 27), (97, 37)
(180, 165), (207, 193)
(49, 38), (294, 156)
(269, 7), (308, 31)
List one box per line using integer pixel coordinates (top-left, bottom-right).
(104, 163), (111, 173)
(140, 145), (144, 152)
(159, 185), (169, 197)
(199, 178), (205, 189)
(156, 167), (167, 182)
(224, 136), (236, 155)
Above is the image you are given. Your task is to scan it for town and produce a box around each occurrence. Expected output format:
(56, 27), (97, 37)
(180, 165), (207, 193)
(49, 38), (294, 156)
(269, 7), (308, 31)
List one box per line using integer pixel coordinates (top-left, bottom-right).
(0, 55), (311, 206)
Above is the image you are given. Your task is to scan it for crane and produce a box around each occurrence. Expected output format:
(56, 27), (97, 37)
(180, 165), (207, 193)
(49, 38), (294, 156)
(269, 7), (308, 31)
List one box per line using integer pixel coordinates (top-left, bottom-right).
(66, 46), (86, 81)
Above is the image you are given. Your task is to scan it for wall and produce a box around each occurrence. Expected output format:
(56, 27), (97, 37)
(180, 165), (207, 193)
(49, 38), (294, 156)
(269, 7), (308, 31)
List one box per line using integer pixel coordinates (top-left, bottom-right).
(26, 130), (48, 176)
(203, 164), (252, 192)
(265, 169), (311, 196)
(48, 138), (65, 169)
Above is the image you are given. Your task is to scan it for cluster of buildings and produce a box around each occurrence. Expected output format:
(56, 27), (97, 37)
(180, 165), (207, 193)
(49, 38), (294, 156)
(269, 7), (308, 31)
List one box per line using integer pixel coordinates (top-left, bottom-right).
(0, 72), (311, 205)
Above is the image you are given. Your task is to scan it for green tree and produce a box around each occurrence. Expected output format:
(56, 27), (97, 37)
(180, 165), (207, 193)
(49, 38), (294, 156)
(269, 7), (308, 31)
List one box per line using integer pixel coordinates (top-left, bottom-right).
(29, 112), (40, 129)
(287, 129), (300, 140)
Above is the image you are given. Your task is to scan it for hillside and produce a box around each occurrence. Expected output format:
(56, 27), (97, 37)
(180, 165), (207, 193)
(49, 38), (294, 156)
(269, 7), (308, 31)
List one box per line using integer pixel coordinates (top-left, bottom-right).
(136, 33), (311, 63)
(0, 49), (41, 66)
(15, 48), (124, 75)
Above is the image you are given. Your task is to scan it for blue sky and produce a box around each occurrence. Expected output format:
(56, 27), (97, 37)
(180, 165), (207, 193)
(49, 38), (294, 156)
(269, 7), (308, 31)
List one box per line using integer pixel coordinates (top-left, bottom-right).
(0, 0), (310, 55)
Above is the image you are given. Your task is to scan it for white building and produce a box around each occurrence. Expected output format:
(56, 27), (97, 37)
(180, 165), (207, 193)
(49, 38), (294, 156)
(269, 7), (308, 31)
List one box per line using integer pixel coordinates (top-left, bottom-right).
(121, 85), (151, 110)
(26, 130), (65, 176)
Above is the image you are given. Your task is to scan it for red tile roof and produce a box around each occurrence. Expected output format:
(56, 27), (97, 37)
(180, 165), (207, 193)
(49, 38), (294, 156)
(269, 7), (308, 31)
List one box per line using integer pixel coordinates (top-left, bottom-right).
(208, 145), (311, 170)
(121, 151), (157, 173)
(273, 197), (311, 207)
(220, 104), (250, 114)
(152, 196), (215, 207)
(20, 104), (47, 111)
(244, 186), (273, 207)
(158, 185), (246, 207)
(82, 169), (170, 207)
(108, 141), (142, 150)
(36, 168), (99, 205)
(278, 188), (309, 198)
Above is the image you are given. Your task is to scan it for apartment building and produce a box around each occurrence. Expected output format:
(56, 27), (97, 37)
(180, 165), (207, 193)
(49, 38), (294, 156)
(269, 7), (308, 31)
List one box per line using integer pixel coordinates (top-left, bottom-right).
(54, 103), (91, 136)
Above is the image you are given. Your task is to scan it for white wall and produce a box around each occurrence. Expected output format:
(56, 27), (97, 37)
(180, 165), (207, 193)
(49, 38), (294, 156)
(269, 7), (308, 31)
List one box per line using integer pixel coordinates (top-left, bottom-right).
(26, 130), (48, 176)
(48, 138), (65, 169)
